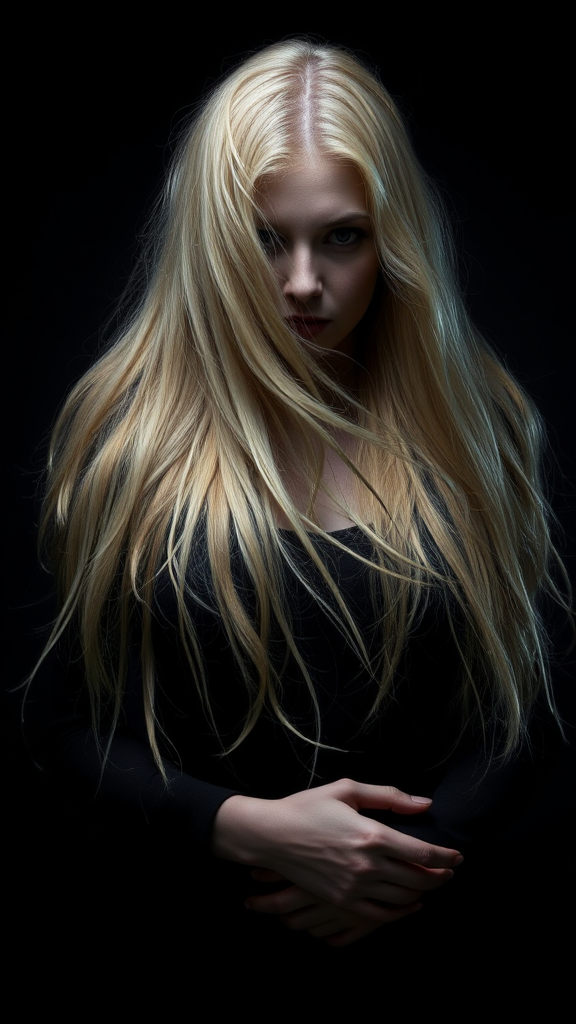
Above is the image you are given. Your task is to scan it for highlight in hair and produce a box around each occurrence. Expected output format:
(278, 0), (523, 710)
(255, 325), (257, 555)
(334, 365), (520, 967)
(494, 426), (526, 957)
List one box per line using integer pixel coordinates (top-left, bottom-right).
(37, 39), (569, 775)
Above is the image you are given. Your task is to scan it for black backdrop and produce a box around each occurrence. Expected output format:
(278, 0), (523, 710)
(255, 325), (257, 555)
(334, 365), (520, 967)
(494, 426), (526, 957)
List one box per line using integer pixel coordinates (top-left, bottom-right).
(6, 12), (574, 1003)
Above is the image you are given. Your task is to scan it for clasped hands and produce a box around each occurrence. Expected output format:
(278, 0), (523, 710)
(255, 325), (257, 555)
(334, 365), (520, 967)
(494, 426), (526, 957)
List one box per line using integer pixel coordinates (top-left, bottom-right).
(212, 779), (463, 947)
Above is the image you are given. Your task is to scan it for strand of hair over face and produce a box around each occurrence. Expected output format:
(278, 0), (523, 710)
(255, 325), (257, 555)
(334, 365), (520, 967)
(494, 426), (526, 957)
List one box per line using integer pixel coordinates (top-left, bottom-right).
(36, 39), (570, 779)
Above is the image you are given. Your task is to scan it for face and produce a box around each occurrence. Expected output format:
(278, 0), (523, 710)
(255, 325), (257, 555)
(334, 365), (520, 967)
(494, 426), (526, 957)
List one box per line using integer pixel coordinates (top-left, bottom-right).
(256, 156), (380, 358)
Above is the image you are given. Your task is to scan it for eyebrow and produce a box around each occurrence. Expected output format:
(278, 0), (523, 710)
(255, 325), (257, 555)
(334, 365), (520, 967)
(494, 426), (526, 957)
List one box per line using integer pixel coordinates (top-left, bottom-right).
(258, 212), (371, 230)
(323, 212), (371, 227)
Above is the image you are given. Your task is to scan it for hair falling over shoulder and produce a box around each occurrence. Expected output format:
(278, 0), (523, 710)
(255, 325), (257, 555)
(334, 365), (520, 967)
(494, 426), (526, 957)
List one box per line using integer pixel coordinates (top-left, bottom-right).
(38, 39), (570, 770)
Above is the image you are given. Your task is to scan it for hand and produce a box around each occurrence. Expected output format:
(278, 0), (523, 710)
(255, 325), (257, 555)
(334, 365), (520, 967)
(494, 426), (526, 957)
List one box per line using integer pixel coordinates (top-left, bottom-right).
(212, 779), (462, 920)
(245, 869), (422, 946)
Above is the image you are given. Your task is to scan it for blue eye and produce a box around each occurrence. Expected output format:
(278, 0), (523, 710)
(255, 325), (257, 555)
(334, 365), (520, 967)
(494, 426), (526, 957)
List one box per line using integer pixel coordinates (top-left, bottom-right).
(327, 228), (364, 247)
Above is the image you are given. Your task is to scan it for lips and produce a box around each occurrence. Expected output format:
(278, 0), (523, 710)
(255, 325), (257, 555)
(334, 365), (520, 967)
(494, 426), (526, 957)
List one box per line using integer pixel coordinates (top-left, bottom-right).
(287, 316), (330, 339)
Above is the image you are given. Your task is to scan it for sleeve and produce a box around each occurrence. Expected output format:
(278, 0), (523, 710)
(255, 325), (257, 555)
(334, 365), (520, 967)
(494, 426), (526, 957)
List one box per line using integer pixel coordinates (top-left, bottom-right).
(369, 694), (565, 856)
(28, 630), (240, 852)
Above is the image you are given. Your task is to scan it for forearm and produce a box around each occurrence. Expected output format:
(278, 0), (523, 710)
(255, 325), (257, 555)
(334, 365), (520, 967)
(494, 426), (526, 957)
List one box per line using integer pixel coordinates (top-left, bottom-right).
(368, 739), (550, 855)
(44, 720), (239, 849)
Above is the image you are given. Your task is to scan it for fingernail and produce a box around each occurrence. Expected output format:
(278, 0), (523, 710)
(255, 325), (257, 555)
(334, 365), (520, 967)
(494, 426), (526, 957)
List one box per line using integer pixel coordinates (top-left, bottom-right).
(454, 855), (464, 865)
(411, 795), (432, 804)
(244, 901), (253, 910)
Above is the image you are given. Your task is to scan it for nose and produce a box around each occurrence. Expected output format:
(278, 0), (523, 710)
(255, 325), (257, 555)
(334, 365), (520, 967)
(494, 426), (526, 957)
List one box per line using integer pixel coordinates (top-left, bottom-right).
(281, 245), (322, 303)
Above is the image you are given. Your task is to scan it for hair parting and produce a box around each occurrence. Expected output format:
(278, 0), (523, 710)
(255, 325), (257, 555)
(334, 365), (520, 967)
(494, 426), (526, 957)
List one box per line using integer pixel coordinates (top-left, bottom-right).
(35, 39), (570, 780)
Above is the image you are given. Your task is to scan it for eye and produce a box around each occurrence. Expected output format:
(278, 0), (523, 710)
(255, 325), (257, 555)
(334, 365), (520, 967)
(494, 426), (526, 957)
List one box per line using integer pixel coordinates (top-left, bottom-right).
(257, 228), (283, 255)
(326, 227), (366, 247)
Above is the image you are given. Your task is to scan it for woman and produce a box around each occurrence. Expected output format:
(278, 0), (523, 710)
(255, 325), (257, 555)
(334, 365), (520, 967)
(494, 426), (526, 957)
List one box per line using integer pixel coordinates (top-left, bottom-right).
(31, 39), (567, 956)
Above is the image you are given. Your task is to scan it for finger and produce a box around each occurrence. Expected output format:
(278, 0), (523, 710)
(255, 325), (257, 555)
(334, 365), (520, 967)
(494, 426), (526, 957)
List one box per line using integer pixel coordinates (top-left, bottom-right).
(279, 898), (423, 936)
(323, 893), (426, 922)
(383, 835), (463, 870)
(245, 885), (316, 915)
(341, 862), (453, 906)
(283, 902), (419, 936)
(250, 884), (424, 924)
(280, 905), (343, 932)
(324, 904), (422, 946)
(248, 887), (377, 934)
(371, 861), (455, 893)
(375, 830), (463, 870)
(335, 781), (464, 866)
(361, 883), (425, 906)
(250, 868), (287, 883)
(338, 780), (434, 816)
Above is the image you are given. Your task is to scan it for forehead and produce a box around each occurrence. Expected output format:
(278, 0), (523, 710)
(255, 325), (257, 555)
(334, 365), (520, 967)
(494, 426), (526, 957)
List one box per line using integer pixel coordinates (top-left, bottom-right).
(257, 156), (369, 225)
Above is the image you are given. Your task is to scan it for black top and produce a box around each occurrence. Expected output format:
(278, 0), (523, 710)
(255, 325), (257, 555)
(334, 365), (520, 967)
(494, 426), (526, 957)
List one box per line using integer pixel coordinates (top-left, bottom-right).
(37, 524), (553, 863)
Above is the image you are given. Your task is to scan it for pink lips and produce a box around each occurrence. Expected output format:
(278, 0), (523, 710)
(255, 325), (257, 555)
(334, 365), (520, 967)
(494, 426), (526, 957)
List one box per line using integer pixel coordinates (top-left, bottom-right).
(287, 316), (330, 339)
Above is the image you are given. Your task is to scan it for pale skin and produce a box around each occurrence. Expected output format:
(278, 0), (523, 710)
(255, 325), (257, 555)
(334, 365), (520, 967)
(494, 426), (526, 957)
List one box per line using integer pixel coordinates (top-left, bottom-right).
(259, 155), (379, 533)
(213, 782), (463, 946)
(212, 156), (463, 946)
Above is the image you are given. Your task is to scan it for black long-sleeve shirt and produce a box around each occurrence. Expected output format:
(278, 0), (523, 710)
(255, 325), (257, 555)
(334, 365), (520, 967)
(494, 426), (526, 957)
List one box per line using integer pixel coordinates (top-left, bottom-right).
(36, 526), (554, 866)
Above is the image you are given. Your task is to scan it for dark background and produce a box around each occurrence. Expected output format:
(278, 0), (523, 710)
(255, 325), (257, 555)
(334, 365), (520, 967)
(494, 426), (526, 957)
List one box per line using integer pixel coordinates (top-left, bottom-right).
(6, 12), (574, 1000)
(11, 16), (574, 644)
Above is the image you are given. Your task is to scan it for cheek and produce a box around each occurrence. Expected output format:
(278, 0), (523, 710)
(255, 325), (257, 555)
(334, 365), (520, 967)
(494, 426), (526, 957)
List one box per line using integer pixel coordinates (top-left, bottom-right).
(346, 260), (380, 316)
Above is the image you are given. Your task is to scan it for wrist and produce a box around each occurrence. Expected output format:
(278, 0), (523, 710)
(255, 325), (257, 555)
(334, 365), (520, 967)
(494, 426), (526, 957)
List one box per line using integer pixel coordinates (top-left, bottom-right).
(211, 794), (271, 865)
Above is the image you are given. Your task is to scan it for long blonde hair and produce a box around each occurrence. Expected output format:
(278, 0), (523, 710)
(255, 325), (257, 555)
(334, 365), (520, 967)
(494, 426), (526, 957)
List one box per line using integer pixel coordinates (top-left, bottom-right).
(39, 39), (567, 770)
